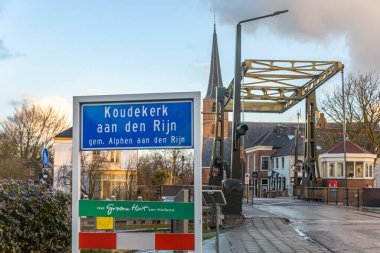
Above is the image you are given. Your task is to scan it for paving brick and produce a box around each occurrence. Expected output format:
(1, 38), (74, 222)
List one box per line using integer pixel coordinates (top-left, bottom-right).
(203, 209), (324, 253)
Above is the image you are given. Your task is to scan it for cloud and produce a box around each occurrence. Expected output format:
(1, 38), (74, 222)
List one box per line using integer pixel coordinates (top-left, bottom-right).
(9, 99), (26, 108)
(10, 96), (72, 122)
(36, 96), (72, 120)
(0, 40), (13, 60)
(5, 96), (72, 123)
(210, 0), (380, 71)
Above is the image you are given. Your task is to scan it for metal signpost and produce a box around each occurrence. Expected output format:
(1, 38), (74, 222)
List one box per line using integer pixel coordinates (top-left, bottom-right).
(202, 190), (226, 253)
(245, 173), (250, 204)
(72, 92), (202, 252)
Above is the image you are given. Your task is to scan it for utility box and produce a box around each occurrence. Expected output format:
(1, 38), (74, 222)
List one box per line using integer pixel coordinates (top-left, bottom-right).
(221, 179), (243, 215)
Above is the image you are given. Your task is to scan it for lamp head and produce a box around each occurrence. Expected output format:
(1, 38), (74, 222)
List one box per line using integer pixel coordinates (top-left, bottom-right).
(236, 123), (248, 136)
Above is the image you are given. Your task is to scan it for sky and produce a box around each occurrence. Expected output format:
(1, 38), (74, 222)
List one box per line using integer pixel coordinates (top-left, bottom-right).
(0, 0), (378, 124)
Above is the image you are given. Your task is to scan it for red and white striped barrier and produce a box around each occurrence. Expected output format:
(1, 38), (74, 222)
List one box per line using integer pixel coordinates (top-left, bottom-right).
(79, 232), (195, 250)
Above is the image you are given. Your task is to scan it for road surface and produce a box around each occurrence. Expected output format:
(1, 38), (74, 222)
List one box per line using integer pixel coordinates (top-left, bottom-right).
(251, 197), (380, 253)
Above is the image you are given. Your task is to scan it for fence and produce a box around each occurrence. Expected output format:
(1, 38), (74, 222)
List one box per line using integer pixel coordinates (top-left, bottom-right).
(294, 187), (363, 207)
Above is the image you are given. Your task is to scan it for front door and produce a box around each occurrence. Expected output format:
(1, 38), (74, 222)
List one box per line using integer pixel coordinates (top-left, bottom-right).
(261, 178), (268, 198)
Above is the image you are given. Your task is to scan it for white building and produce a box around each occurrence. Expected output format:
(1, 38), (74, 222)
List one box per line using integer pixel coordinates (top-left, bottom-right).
(319, 141), (376, 188)
(270, 136), (304, 196)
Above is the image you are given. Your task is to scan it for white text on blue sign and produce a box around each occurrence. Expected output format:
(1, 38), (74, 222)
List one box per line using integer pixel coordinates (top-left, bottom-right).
(81, 100), (193, 150)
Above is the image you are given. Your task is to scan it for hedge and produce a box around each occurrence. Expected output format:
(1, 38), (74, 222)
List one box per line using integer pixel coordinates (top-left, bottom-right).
(0, 180), (71, 252)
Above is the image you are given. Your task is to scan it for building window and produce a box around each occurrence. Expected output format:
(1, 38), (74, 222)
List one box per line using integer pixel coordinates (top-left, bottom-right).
(261, 178), (268, 185)
(329, 162), (335, 177)
(276, 158), (279, 168)
(364, 163), (373, 178)
(281, 157), (284, 169)
(356, 162), (363, 178)
(271, 158), (274, 169)
(108, 151), (120, 163)
(336, 162), (343, 177)
(261, 156), (270, 171)
(322, 162), (327, 177)
(347, 162), (354, 178)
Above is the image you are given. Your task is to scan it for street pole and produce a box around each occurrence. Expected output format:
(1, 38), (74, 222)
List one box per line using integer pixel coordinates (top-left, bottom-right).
(231, 10), (289, 180)
(294, 127), (299, 193)
(342, 68), (348, 206)
(252, 178), (255, 204)
(231, 22), (242, 179)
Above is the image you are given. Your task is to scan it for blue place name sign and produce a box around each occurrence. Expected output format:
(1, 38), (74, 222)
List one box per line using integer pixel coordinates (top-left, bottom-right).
(81, 100), (193, 150)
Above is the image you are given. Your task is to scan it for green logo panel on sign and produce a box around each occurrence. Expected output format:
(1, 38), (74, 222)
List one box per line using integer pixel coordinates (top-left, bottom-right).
(79, 200), (194, 220)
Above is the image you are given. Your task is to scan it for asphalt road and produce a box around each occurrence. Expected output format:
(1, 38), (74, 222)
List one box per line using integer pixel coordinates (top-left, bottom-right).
(251, 197), (380, 253)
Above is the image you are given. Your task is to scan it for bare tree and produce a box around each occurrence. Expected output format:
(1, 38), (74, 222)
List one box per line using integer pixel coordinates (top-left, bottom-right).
(0, 132), (28, 179)
(55, 151), (108, 199)
(321, 72), (380, 157)
(81, 151), (108, 199)
(0, 103), (68, 179)
(55, 164), (71, 193)
(136, 150), (194, 200)
(149, 149), (194, 185)
(111, 153), (138, 200)
(56, 151), (139, 200)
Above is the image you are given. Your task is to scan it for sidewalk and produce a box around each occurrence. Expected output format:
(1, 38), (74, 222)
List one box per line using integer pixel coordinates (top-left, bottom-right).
(203, 204), (327, 253)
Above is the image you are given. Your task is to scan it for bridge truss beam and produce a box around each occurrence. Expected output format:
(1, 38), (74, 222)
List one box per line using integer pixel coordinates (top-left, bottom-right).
(209, 59), (343, 188)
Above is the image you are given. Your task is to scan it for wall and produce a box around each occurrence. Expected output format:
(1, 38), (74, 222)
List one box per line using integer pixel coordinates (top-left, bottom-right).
(375, 160), (380, 188)
(202, 98), (228, 139)
(53, 138), (72, 193)
(362, 188), (380, 207)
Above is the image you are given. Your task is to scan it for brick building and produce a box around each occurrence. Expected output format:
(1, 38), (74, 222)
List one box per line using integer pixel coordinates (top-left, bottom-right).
(245, 125), (291, 197)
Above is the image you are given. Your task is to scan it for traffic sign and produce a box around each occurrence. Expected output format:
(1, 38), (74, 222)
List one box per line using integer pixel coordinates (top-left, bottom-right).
(328, 180), (338, 188)
(81, 100), (193, 150)
(42, 147), (49, 168)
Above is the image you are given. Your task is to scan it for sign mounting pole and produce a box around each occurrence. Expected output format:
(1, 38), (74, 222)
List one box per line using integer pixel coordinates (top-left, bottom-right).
(72, 96), (81, 252)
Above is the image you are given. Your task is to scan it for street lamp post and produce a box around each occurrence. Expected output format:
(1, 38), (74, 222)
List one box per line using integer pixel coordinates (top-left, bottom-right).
(342, 68), (348, 206)
(252, 171), (258, 201)
(231, 10), (289, 180)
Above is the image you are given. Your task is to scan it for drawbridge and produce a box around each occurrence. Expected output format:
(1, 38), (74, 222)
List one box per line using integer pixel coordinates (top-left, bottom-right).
(209, 59), (344, 188)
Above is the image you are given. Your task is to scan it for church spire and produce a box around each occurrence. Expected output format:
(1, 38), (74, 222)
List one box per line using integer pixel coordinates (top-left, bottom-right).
(205, 20), (223, 99)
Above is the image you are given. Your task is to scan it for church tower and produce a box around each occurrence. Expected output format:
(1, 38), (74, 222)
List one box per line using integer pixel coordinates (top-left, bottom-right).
(203, 22), (228, 139)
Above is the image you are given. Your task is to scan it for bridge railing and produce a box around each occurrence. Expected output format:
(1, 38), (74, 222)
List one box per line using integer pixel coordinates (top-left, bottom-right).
(294, 187), (363, 207)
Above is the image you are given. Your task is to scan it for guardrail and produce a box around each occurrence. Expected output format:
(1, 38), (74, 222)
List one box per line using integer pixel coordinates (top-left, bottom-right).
(294, 187), (363, 207)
